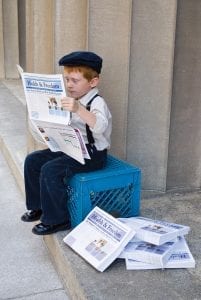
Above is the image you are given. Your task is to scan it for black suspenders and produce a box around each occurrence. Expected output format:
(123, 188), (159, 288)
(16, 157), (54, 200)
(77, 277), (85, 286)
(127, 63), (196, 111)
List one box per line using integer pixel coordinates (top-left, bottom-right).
(85, 93), (99, 144)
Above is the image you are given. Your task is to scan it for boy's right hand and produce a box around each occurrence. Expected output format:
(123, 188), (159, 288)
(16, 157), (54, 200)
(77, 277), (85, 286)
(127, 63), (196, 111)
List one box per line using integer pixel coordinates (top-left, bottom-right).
(61, 97), (80, 113)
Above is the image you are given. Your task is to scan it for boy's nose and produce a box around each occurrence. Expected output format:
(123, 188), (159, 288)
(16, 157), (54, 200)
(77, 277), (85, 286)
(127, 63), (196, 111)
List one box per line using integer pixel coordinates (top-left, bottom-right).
(66, 81), (73, 88)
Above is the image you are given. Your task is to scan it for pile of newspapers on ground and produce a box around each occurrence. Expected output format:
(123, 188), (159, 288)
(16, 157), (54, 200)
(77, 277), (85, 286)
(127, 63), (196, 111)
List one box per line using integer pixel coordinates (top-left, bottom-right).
(63, 206), (195, 272)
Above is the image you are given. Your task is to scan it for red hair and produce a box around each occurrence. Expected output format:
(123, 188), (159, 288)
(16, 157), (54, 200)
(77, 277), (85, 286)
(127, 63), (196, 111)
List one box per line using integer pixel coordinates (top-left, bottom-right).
(64, 65), (99, 81)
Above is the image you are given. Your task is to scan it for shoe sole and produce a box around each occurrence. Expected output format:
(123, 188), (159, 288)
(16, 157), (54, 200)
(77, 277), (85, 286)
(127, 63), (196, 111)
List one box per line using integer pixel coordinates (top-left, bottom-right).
(21, 216), (41, 222)
(32, 224), (70, 235)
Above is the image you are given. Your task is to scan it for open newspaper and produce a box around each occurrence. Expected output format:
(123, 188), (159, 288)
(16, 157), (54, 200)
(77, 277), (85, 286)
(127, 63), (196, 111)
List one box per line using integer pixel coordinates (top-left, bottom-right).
(124, 236), (195, 270)
(17, 65), (90, 164)
(119, 216), (190, 246)
(63, 206), (135, 272)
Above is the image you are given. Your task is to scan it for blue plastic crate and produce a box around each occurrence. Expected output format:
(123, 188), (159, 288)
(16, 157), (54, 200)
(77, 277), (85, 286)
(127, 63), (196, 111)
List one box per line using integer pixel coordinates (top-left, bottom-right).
(67, 155), (141, 227)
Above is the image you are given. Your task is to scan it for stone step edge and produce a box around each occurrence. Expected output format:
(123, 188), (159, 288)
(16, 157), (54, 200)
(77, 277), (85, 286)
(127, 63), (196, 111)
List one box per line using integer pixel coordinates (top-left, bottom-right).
(44, 234), (87, 300)
(0, 136), (25, 196)
(0, 134), (86, 299)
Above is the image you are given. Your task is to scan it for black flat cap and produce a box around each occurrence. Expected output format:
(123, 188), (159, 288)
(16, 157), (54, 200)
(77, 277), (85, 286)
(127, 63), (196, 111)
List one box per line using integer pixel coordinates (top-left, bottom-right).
(59, 51), (102, 74)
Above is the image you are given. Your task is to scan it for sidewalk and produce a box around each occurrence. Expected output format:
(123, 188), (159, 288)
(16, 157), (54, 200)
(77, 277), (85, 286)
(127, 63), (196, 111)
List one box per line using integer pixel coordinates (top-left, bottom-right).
(0, 151), (70, 300)
(0, 81), (69, 300)
(1, 79), (201, 299)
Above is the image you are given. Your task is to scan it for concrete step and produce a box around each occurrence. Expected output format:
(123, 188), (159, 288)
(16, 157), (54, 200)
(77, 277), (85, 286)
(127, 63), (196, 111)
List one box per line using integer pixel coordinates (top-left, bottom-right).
(0, 80), (27, 194)
(1, 80), (201, 300)
(0, 134), (26, 195)
(44, 191), (201, 300)
(0, 150), (69, 300)
(0, 80), (70, 299)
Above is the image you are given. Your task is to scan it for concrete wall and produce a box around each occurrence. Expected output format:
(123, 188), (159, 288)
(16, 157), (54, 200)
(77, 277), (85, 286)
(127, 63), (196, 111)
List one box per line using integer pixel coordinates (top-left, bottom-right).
(25, 0), (54, 73)
(54, 0), (88, 73)
(127, 0), (177, 191)
(167, 0), (201, 190)
(88, 0), (132, 158)
(1, 0), (201, 193)
(18, 0), (26, 70)
(2, 0), (19, 78)
(0, 0), (5, 78)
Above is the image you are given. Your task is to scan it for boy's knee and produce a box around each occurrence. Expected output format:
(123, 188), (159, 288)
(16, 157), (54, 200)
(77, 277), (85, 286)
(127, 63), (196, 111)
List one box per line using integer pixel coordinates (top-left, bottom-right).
(24, 151), (46, 171)
(40, 162), (54, 180)
(24, 152), (36, 168)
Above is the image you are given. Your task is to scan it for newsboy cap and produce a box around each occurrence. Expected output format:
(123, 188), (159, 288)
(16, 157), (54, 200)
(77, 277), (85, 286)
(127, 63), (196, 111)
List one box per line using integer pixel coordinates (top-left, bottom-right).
(59, 51), (102, 74)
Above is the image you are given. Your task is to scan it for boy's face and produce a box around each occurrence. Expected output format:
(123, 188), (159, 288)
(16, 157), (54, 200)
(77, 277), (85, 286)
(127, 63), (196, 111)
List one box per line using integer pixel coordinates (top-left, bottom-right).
(63, 68), (99, 99)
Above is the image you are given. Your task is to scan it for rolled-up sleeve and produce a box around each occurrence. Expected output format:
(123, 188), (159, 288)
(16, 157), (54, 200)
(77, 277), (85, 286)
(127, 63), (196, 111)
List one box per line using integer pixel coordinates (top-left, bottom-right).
(90, 108), (109, 134)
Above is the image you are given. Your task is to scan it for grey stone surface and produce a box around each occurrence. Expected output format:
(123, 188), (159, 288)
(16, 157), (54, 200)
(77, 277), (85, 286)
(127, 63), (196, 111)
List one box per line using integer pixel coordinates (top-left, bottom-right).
(0, 151), (69, 300)
(2, 0), (19, 78)
(45, 192), (201, 300)
(0, 80), (27, 193)
(127, 1), (177, 191)
(0, 81), (26, 138)
(0, 80), (69, 299)
(2, 1), (201, 193)
(167, 1), (201, 189)
(2, 79), (26, 105)
(18, 290), (69, 300)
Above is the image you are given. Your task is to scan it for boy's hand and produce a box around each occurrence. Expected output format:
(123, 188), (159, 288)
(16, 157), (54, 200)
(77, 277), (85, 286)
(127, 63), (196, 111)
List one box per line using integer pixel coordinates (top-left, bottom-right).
(61, 96), (96, 128)
(61, 97), (80, 113)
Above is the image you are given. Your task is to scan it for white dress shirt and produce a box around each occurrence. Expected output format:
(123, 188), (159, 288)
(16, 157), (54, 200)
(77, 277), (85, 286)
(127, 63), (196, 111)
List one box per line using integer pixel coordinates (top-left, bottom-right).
(70, 87), (112, 150)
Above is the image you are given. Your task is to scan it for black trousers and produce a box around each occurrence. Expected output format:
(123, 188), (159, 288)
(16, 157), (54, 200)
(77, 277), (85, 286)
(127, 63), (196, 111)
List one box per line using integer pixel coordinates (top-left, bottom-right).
(24, 146), (107, 225)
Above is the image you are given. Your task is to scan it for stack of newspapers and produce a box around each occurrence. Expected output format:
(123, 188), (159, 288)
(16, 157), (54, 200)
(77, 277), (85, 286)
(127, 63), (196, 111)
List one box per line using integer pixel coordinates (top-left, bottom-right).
(63, 207), (195, 272)
(118, 216), (195, 270)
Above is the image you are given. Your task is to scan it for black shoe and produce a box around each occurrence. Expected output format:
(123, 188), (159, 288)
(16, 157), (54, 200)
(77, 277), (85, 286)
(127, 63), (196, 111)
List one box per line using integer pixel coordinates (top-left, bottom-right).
(21, 210), (42, 222)
(32, 221), (71, 235)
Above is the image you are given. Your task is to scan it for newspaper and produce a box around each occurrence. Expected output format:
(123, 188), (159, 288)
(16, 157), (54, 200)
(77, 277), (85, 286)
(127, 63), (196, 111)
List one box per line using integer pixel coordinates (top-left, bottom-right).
(125, 236), (195, 269)
(63, 206), (136, 272)
(119, 216), (190, 246)
(17, 65), (90, 164)
(119, 236), (179, 267)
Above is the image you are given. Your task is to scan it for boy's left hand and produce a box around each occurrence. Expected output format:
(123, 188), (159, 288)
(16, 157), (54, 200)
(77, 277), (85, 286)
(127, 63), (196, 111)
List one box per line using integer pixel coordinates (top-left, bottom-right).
(61, 97), (79, 113)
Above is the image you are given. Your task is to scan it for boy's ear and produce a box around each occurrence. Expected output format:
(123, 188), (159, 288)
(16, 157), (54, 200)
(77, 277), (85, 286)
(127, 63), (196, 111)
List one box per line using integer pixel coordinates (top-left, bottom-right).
(90, 77), (99, 88)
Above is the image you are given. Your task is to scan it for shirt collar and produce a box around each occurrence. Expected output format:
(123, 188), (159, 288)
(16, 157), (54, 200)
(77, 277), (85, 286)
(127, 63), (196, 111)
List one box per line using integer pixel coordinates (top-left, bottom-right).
(79, 87), (99, 105)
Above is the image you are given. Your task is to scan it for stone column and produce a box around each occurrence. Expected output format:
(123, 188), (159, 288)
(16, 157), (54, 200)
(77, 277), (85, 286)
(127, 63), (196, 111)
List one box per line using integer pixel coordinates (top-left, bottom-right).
(0, 0), (5, 78)
(88, 0), (132, 158)
(54, 0), (88, 73)
(25, 0), (54, 73)
(167, 0), (201, 190)
(2, 0), (19, 78)
(22, 0), (54, 152)
(25, 0), (88, 152)
(127, 0), (177, 191)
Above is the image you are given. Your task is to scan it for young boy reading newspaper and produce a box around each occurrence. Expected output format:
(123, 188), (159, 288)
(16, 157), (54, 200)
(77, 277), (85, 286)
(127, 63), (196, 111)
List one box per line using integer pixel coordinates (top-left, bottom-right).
(20, 51), (112, 236)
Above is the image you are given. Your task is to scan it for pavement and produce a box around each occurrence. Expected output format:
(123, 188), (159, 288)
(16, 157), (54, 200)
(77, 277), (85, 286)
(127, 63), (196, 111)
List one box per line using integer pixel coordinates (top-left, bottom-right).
(0, 151), (69, 300)
(0, 79), (201, 300)
(0, 80), (69, 300)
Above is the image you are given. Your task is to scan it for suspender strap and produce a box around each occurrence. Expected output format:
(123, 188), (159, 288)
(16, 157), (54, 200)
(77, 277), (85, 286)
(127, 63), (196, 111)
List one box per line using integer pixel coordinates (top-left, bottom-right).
(86, 93), (99, 144)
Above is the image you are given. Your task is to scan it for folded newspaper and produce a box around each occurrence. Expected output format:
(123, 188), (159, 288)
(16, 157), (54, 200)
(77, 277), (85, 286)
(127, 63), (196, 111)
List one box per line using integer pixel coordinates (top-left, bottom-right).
(118, 236), (179, 268)
(63, 206), (135, 272)
(119, 216), (190, 246)
(17, 65), (90, 164)
(124, 236), (195, 270)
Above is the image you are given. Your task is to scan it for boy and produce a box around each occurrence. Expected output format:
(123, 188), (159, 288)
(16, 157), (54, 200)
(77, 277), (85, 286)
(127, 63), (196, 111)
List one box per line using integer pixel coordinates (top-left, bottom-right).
(21, 51), (112, 235)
